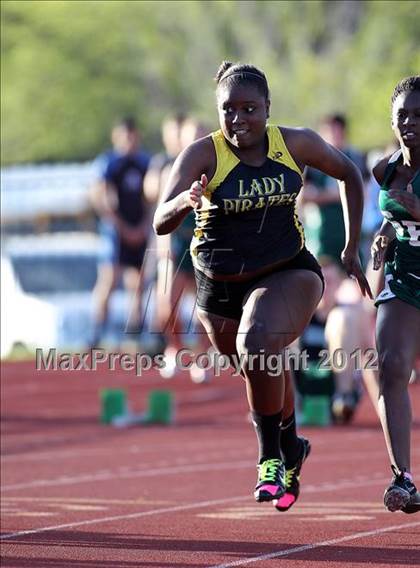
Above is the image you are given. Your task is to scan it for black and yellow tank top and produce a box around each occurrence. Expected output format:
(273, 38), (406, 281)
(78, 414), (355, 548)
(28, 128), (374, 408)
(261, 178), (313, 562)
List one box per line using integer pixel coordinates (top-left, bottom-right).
(191, 125), (305, 275)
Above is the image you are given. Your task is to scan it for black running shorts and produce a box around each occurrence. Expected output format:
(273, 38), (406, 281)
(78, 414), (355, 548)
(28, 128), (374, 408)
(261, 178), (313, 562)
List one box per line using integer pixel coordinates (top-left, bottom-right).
(194, 247), (324, 320)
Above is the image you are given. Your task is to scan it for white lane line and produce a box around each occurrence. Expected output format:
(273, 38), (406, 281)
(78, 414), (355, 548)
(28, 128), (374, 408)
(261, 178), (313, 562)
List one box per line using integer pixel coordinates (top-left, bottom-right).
(303, 476), (389, 493)
(2, 443), (405, 492)
(208, 520), (420, 568)
(0, 476), (392, 541)
(0, 495), (249, 540)
(1, 461), (255, 491)
(1, 446), (402, 492)
(1, 439), (251, 463)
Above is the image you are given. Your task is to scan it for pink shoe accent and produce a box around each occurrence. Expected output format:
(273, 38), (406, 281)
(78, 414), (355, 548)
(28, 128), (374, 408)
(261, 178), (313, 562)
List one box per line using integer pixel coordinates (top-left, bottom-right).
(258, 484), (280, 496)
(404, 472), (413, 482)
(274, 493), (296, 509)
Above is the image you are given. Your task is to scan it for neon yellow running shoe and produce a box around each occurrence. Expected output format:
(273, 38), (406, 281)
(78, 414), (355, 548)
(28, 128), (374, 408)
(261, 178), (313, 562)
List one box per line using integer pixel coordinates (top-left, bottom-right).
(254, 458), (285, 502)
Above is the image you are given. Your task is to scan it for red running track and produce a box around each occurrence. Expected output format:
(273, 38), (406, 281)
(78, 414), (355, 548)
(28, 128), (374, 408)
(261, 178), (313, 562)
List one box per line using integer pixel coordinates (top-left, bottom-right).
(1, 360), (419, 567)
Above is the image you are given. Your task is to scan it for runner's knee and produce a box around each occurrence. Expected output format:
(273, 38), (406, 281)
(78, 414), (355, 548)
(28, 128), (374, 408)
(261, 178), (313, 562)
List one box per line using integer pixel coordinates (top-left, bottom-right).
(378, 349), (412, 389)
(236, 320), (287, 358)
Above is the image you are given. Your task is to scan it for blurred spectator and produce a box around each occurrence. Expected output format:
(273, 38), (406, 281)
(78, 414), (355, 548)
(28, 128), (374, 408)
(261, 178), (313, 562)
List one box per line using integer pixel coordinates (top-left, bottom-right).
(141, 114), (186, 353)
(302, 113), (369, 265)
(89, 117), (151, 347)
(143, 114), (185, 206)
(297, 114), (373, 422)
(155, 117), (213, 382)
(294, 256), (372, 423)
(322, 257), (373, 422)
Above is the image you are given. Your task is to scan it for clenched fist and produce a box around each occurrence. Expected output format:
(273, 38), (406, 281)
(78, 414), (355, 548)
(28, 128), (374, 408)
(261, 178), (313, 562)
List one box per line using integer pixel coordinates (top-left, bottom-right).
(187, 174), (208, 209)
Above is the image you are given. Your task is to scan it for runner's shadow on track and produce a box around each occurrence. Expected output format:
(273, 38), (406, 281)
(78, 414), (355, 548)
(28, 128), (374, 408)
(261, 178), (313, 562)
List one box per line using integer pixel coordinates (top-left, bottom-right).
(3, 532), (420, 566)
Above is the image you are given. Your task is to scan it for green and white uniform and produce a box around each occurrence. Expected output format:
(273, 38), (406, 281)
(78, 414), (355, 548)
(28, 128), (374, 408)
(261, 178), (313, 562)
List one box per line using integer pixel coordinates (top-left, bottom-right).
(375, 150), (420, 309)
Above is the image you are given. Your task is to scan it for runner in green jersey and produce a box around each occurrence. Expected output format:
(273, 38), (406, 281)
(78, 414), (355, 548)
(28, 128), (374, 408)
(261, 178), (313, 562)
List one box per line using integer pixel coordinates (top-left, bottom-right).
(375, 149), (420, 308)
(371, 76), (420, 514)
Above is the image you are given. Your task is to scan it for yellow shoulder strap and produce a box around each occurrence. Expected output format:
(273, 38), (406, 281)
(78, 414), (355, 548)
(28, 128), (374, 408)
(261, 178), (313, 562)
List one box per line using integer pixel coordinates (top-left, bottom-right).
(267, 125), (303, 178)
(207, 130), (240, 194)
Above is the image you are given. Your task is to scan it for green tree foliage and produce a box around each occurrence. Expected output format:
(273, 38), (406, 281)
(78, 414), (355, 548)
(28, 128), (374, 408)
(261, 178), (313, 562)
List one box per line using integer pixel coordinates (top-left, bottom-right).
(1, 0), (419, 164)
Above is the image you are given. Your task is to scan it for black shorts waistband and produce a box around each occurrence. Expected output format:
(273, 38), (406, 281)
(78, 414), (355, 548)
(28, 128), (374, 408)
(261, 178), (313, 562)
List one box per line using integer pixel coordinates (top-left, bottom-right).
(194, 247), (324, 320)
